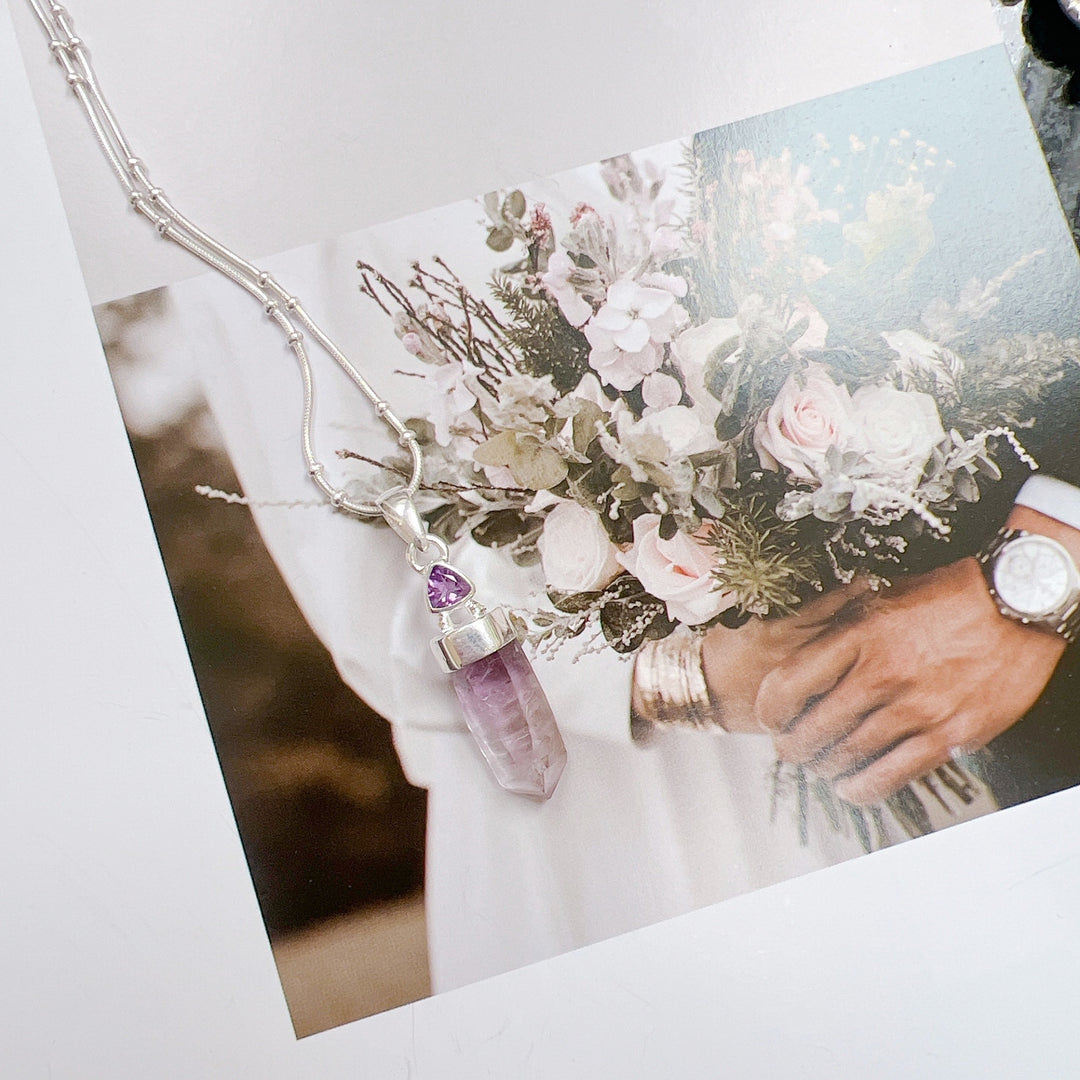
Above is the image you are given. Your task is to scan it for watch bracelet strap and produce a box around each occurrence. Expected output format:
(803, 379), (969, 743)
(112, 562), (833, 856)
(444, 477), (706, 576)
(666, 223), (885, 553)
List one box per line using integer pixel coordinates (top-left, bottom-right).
(1059, 604), (1080, 645)
(974, 526), (1024, 568)
(631, 631), (725, 731)
(976, 526), (1080, 645)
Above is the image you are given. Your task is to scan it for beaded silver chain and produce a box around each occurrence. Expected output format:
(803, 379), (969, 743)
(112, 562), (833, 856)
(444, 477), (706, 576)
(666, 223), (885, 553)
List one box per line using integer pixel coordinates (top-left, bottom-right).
(28, 0), (424, 524)
(26, 0), (573, 798)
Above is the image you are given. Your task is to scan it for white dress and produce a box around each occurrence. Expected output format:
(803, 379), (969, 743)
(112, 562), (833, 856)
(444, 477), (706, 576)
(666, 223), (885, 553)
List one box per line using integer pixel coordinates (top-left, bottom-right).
(159, 213), (997, 994)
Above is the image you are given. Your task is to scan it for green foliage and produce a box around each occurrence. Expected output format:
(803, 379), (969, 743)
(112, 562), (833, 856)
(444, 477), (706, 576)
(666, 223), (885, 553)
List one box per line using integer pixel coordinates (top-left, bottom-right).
(597, 574), (677, 653)
(896, 332), (1074, 435)
(489, 275), (591, 393)
(702, 495), (819, 616)
(470, 509), (544, 566)
(473, 429), (569, 490)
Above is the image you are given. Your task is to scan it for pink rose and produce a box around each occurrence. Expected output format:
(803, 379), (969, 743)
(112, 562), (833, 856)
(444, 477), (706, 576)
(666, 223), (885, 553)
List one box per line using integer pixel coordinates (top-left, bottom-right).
(538, 501), (622, 593)
(754, 364), (854, 480)
(616, 514), (734, 625)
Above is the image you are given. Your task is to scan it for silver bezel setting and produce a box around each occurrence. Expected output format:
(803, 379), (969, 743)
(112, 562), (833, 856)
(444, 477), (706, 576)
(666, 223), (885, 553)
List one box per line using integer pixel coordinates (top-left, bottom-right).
(431, 606), (520, 672)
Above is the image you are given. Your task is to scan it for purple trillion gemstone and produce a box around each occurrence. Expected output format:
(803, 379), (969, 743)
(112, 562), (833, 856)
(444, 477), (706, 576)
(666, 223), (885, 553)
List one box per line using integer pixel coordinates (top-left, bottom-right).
(427, 563), (474, 611)
(451, 641), (566, 799)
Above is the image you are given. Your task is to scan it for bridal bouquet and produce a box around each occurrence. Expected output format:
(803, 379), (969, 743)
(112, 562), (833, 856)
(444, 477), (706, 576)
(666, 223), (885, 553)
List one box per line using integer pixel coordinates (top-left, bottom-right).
(355, 134), (1072, 658)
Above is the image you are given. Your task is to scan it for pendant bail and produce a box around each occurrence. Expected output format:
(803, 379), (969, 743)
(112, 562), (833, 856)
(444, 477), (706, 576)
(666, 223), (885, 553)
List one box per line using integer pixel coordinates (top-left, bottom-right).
(377, 486), (427, 547)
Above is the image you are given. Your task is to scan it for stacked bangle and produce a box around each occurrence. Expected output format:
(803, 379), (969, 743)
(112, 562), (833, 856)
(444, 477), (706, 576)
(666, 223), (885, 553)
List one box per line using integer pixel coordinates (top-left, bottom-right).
(630, 631), (725, 733)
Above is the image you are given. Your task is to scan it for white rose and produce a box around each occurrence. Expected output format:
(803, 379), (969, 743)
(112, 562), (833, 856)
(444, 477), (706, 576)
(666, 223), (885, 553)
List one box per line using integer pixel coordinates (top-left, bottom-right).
(538, 501), (622, 593)
(670, 316), (741, 423)
(850, 383), (945, 482)
(754, 364), (855, 480)
(616, 514), (734, 625)
(617, 405), (715, 463)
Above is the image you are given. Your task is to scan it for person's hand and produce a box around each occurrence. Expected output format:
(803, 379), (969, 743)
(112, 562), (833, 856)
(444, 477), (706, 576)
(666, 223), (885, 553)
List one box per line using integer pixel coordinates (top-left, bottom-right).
(753, 506), (1076, 804)
(699, 581), (870, 733)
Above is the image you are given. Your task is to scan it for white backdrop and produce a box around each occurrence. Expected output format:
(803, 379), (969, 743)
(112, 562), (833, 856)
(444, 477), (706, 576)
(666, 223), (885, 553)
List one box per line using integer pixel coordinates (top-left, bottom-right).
(13, 0), (1004, 307)
(9, 0), (1080, 1076)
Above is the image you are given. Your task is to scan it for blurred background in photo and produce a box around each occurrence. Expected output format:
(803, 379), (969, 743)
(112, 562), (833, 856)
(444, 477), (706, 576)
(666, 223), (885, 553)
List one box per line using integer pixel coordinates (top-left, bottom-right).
(96, 291), (430, 1035)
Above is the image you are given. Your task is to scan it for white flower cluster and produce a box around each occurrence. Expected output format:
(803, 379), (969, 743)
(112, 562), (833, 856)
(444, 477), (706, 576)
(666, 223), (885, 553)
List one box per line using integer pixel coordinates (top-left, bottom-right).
(540, 175), (690, 399)
(754, 362), (950, 525)
(362, 136), (1048, 645)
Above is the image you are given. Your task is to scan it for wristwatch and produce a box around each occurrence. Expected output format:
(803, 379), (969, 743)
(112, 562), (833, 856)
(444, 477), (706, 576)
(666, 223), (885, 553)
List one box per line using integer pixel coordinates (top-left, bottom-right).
(975, 527), (1080, 644)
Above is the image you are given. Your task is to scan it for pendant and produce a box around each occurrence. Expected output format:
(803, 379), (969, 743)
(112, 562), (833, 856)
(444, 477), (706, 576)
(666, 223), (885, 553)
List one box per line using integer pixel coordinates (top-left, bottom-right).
(379, 490), (566, 799)
(427, 563), (566, 798)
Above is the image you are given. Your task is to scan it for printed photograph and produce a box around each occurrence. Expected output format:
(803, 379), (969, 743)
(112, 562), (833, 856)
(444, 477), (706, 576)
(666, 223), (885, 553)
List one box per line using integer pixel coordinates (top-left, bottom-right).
(95, 44), (1080, 1037)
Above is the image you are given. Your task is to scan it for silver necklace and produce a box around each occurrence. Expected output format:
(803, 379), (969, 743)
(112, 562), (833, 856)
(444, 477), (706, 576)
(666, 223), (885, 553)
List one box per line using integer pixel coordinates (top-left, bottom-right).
(30, 0), (566, 799)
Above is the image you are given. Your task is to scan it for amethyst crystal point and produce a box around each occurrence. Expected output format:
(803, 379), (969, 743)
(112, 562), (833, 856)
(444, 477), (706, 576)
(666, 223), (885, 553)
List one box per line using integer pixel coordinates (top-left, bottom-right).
(427, 580), (566, 797)
(451, 641), (566, 799)
(426, 563), (474, 611)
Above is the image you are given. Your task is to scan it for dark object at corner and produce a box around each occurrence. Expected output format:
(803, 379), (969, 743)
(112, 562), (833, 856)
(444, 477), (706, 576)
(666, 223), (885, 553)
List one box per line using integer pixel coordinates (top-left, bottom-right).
(1024, 0), (1080, 103)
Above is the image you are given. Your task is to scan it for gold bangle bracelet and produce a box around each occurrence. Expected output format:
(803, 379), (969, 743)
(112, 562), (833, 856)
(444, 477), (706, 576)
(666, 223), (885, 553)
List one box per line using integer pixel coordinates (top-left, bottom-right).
(630, 630), (725, 733)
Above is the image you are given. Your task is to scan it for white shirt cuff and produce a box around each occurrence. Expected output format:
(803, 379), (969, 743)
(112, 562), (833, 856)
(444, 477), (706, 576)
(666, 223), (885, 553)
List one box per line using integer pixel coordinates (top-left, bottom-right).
(1014, 475), (1080, 533)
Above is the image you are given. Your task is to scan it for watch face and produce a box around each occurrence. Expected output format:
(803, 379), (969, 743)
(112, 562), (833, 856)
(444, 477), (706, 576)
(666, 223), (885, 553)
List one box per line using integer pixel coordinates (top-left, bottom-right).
(993, 535), (1076, 619)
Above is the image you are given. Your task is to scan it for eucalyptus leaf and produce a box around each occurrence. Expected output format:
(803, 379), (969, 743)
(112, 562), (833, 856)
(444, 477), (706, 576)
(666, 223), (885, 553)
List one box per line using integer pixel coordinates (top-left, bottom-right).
(549, 588), (602, 614)
(425, 502), (469, 544)
(704, 342), (742, 400)
(486, 225), (515, 252)
(503, 190), (527, 220)
(552, 396), (582, 419)
(696, 454), (738, 496)
(509, 437), (569, 490)
(642, 461), (677, 490)
(471, 509), (542, 549)
(473, 429), (519, 467)
(406, 416), (437, 444)
(612, 480), (643, 502)
(597, 576), (675, 653)
(688, 447), (736, 470)
(693, 485), (729, 520)
(571, 401), (606, 453)
(953, 470), (979, 502)
(783, 315), (810, 346)
(561, 445), (592, 465)
(510, 545), (542, 568)
(709, 354), (744, 413)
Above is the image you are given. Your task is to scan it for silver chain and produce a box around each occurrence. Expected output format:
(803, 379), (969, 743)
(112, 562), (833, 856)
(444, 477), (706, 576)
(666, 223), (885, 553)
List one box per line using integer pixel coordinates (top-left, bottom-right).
(27, 0), (424, 519)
